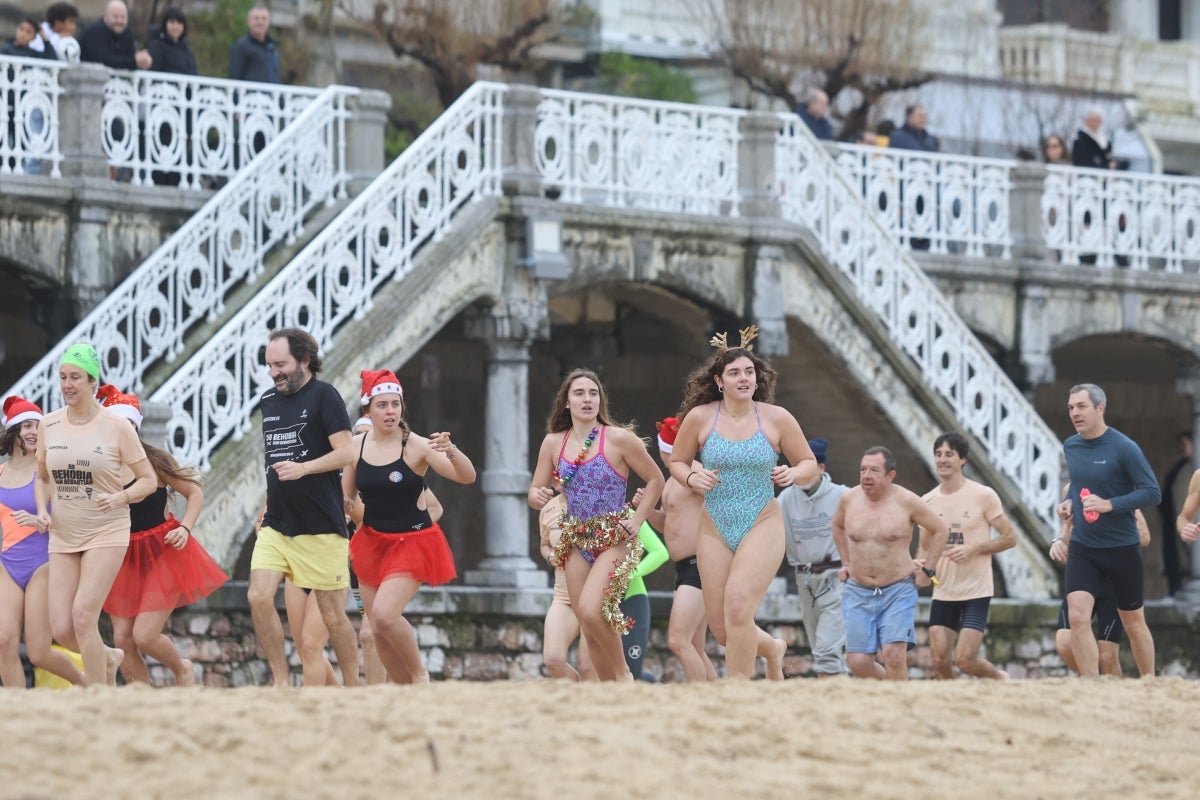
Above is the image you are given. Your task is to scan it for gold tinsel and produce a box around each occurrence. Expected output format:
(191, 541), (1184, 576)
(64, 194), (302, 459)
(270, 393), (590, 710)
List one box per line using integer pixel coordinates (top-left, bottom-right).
(551, 506), (644, 635)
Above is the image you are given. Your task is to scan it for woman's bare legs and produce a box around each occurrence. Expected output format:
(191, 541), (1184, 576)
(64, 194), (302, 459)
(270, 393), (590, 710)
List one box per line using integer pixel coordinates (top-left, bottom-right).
(565, 544), (634, 682)
(132, 608), (195, 686)
(360, 584), (410, 683)
(49, 548), (127, 686)
(543, 600), (582, 680)
(0, 569), (27, 687)
(22, 566), (84, 686)
(368, 575), (427, 684)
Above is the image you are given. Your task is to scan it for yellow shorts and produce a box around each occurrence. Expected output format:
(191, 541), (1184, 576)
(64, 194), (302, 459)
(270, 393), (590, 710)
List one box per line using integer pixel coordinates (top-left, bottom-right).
(250, 526), (349, 591)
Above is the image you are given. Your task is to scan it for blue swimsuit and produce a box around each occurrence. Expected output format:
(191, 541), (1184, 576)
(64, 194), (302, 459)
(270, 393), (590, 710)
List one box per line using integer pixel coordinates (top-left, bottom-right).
(700, 404), (778, 551)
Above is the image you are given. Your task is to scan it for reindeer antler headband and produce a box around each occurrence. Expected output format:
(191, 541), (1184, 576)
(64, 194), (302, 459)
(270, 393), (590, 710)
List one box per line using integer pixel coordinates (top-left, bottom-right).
(709, 325), (760, 353)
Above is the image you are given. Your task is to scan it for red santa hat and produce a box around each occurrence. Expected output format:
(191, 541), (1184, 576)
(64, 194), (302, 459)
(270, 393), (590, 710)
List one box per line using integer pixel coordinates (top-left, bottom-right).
(96, 384), (144, 427)
(656, 416), (680, 454)
(2, 395), (43, 430)
(360, 369), (403, 405)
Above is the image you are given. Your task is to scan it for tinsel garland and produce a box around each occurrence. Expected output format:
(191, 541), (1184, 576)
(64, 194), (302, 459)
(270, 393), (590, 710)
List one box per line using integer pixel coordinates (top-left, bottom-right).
(550, 506), (644, 635)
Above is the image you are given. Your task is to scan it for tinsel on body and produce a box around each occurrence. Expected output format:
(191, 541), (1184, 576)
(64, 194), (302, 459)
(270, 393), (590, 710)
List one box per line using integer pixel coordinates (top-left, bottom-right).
(550, 506), (644, 635)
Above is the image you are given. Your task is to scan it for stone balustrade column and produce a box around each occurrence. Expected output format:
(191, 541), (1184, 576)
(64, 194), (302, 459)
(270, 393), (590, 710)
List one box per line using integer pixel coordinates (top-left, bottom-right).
(1175, 368), (1200, 605)
(737, 112), (782, 220)
(1010, 162), (1050, 263)
(343, 90), (392, 195)
(58, 63), (109, 180)
(463, 302), (547, 588)
(501, 84), (543, 198)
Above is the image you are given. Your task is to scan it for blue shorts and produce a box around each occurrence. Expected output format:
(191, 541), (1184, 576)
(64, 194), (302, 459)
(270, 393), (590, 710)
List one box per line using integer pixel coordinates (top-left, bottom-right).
(842, 576), (917, 654)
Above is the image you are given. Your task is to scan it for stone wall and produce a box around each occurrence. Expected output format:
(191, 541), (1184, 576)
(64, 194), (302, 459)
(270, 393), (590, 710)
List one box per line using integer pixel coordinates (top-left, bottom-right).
(149, 584), (1200, 686)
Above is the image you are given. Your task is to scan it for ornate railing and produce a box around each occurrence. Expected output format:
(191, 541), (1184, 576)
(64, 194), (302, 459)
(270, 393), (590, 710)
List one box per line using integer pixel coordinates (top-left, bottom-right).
(0, 54), (63, 177)
(1042, 164), (1200, 272)
(833, 143), (1013, 258)
(4, 85), (354, 414)
(102, 71), (323, 188)
(535, 90), (740, 216)
(151, 83), (507, 469)
(778, 118), (1060, 529)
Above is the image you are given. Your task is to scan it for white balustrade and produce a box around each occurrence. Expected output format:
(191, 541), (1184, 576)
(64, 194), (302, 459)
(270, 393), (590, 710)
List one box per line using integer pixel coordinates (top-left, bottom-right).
(834, 143), (1013, 258)
(779, 119), (1060, 530)
(0, 55), (63, 177)
(535, 90), (740, 216)
(151, 83), (507, 469)
(102, 70), (323, 188)
(1042, 164), (1200, 272)
(5, 85), (354, 415)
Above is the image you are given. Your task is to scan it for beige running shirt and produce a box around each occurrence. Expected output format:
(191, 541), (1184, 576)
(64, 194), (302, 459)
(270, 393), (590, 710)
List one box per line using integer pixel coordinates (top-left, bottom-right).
(921, 479), (1004, 601)
(37, 407), (148, 552)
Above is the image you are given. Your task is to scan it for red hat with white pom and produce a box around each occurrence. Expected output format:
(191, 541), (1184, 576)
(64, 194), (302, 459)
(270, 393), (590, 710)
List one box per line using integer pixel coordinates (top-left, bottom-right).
(360, 369), (403, 405)
(2, 395), (43, 430)
(656, 416), (680, 454)
(96, 384), (143, 427)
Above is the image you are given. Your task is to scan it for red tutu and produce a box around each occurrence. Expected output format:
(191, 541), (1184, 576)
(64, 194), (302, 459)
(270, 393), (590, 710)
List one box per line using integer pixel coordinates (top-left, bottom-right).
(103, 518), (229, 618)
(350, 523), (457, 588)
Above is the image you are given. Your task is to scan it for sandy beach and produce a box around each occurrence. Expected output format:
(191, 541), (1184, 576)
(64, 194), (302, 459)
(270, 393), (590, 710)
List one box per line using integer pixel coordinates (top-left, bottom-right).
(2, 678), (1197, 799)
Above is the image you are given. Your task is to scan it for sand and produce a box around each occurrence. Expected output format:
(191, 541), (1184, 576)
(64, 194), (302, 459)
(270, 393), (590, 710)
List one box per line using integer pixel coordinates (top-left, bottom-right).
(2, 678), (1197, 799)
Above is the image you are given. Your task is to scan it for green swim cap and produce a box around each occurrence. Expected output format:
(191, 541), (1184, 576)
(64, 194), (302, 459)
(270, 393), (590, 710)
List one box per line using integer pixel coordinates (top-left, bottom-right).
(60, 343), (100, 381)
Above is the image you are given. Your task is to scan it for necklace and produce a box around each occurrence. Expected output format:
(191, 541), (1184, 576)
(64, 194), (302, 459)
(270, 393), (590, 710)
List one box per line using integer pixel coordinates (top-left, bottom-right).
(721, 401), (753, 420)
(553, 426), (599, 487)
(67, 406), (98, 425)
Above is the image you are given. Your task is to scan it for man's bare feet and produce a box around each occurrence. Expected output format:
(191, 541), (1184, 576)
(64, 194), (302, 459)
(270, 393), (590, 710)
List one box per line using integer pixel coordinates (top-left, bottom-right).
(105, 647), (123, 686)
(176, 659), (196, 687)
(765, 638), (786, 681)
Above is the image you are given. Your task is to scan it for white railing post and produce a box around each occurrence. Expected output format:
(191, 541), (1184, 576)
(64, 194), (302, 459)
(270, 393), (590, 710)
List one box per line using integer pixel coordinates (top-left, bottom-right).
(738, 112), (781, 220)
(1011, 161), (1049, 262)
(0, 55), (65, 178)
(343, 89), (389, 195)
(503, 84), (543, 197)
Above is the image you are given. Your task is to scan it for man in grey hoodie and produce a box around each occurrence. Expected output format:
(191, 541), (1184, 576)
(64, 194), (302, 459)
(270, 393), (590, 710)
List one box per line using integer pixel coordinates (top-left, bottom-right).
(778, 438), (850, 676)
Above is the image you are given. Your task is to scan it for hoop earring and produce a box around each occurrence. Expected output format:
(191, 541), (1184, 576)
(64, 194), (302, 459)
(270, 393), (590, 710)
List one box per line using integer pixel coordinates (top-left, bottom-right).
(718, 386), (724, 394)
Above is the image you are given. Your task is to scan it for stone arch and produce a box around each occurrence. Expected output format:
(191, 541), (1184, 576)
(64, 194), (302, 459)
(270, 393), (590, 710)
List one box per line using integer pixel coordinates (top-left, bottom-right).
(0, 258), (69, 391)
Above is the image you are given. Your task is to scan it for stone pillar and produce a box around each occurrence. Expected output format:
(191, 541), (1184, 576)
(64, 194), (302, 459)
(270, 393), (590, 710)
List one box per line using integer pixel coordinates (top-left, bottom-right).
(501, 84), (543, 198)
(68, 205), (114, 317)
(343, 89), (392, 195)
(57, 63), (109, 181)
(1017, 284), (1055, 391)
(1010, 162), (1050, 263)
(462, 302), (547, 588)
(738, 112), (781, 220)
(749, 245), (789, 357)
(1175, 368), (1200, 604)
(140, 399), (171, 449)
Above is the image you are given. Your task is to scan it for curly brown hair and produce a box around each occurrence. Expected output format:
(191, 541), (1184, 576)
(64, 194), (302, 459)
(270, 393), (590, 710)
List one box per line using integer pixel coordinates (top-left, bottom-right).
(677, 347), (778, 421)
(545, 369), (627, 434)
(0, 423), (33, 457)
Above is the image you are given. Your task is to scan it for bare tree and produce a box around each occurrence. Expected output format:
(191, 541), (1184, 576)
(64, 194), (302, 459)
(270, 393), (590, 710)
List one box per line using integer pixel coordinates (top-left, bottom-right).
(369, 0), (561, 109)
(703, 0), (931, 140)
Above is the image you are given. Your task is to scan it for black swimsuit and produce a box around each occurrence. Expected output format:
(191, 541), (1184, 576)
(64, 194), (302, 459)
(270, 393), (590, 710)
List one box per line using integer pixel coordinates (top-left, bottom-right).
(355, 434), (432, 533)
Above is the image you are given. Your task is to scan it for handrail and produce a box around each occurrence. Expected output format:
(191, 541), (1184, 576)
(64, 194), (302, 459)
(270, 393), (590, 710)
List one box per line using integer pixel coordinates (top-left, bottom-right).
(102, 69), (323, 188)
(3, 85), (355, 413)
(778, 118), (1060, 530)
(833, 143), (1014, 258)
(0, 54), (64, 177)
(151, 82), (507, 469)
(535, 89), (741, 216)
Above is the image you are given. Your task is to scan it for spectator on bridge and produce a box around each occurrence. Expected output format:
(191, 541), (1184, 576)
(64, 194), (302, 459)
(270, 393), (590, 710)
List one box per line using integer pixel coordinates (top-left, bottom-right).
(796, 88), (834, 141)
(79, 0), (151, 71)
(873, 119), (895, 148)
(146, 7), (197, 76)
(228, 5), (280, 84)
(30, 3), (79, 64)
(2, 18), (56, 59)
(1042, 134), (1070, 165)
(1072, 110), (1115, 170)
(888, 104), (938, 153)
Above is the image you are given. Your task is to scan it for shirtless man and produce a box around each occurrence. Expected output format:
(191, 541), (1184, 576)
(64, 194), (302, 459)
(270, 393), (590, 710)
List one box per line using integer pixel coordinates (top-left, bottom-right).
(1175, 466), (1200, 546)
(645, 417), (717, 682)
(833, 446), (950, 680)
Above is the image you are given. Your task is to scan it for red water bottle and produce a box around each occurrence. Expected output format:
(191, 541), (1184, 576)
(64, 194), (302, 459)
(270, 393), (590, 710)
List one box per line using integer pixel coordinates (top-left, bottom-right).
(1080, 488), (1100, 523)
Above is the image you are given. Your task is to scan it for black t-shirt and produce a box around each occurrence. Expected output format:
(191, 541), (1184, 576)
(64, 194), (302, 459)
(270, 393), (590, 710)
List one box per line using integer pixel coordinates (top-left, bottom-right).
(260, 378), (351, 537)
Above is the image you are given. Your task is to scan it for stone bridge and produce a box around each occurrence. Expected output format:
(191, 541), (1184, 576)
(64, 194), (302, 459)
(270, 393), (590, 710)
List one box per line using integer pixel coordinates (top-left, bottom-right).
(6, 77), (1200, 603)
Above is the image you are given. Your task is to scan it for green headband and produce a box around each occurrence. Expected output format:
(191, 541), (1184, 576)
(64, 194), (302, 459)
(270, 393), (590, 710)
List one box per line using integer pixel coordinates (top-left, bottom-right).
(60, 343), (100, 381)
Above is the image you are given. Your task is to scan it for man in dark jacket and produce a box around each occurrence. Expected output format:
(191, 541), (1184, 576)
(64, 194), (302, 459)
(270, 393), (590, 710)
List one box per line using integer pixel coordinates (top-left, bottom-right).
(1072, 110), (1115, 170)
(889, 104), (938, 152)
(79, 0), (151, 70)
(796, 88), (834, 141)
(228, 5), (280, 83)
